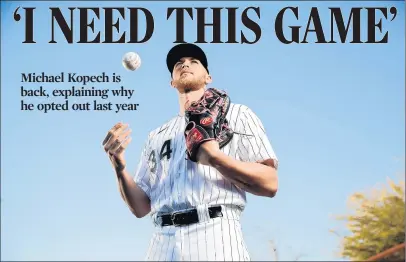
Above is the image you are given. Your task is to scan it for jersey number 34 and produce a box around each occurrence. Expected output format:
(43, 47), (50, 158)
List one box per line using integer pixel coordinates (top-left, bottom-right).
(148, 139), (172, 174)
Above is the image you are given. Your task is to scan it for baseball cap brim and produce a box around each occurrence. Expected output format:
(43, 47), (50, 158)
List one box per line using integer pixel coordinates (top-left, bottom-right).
(166, 43), (209, 74)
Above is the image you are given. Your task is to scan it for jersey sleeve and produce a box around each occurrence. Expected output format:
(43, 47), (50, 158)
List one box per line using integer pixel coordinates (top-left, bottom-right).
(133, 136), (152, 198)
(237, 106), (279, 167)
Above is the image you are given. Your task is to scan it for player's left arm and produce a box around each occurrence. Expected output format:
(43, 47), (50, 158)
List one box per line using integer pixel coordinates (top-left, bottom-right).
(198, 106), (279, 198)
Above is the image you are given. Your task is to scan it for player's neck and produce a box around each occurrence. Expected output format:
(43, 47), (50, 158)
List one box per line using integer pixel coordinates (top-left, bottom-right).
(178, 87), (206, 116)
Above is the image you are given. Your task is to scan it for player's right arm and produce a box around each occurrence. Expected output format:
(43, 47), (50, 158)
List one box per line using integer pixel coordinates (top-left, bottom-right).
(102, 122), (151, 218)
(115, 168), (151, 218)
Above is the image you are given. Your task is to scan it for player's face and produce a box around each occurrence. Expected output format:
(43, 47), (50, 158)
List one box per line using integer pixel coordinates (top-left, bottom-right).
(171, 57), (212, 93)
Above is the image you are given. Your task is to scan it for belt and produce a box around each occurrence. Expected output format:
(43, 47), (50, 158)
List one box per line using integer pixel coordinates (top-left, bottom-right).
(158, 206), (223, 227)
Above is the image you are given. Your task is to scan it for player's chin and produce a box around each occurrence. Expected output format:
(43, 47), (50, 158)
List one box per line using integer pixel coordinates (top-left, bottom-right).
(179, 75), (195, 84)
(179, 80), (200, 91)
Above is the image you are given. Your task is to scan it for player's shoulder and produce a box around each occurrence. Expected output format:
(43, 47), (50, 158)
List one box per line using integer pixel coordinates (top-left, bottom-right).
(227, 103), (267, 133)
(146, 114), (181, 141)
(227, 103), (255, 119)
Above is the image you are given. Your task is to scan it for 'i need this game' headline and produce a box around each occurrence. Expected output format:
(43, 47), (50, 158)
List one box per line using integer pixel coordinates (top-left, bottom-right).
(13, 6), (399, 44)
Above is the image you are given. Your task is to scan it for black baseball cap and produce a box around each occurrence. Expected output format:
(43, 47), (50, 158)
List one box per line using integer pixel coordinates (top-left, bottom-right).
(166, 43), (209, 75)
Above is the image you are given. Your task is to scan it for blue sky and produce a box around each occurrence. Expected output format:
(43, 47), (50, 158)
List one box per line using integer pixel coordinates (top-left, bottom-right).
(1, 1), (404, 261)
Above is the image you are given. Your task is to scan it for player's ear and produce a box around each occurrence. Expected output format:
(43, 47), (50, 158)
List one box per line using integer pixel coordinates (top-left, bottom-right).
(170, 76), (176, 88)
(205, 74), (212, 84)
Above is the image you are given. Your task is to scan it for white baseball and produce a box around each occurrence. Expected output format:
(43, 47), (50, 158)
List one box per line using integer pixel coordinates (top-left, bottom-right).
(122, 52), (142, 71)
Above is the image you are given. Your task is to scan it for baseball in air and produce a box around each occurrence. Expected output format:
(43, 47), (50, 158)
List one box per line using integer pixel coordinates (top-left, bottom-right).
(122, 52), (141, 71)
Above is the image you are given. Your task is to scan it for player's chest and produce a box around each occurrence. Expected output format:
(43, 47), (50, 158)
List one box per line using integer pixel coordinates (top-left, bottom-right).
(147, 122), (187, 177)
(148, 133), (184, 165)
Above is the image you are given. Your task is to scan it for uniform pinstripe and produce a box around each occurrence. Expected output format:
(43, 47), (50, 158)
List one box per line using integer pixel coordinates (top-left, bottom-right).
(134, 102), (278, 261)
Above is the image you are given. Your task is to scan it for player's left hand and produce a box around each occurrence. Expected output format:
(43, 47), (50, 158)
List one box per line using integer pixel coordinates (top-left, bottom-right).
(196, 140), (222, 166)
(184, 88), (233, 162)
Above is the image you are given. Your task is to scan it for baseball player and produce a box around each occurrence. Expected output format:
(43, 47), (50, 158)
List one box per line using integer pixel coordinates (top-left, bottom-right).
(103, 43), (279, 261)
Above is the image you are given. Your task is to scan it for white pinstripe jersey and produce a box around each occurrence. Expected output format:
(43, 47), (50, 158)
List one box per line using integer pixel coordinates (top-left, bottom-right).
(133, 103), (278, 218)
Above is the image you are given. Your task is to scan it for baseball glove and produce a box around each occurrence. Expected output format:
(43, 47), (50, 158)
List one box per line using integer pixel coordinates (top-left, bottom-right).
(184, 88), (234, 162)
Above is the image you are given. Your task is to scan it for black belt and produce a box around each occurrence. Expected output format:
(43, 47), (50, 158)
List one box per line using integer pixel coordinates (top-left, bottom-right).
(158, 206), (223, 227)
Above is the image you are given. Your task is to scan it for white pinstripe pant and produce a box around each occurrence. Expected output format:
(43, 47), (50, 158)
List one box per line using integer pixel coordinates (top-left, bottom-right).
(145, 205), (251, 261)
